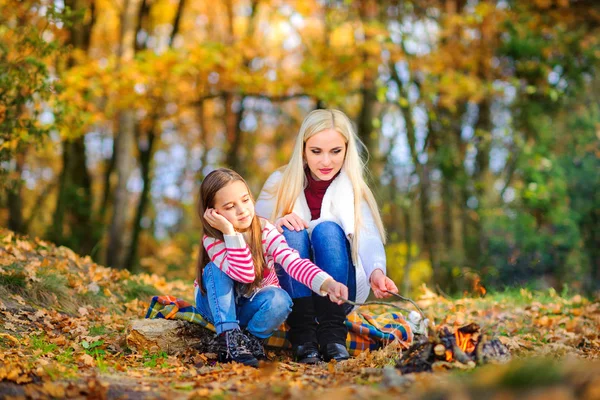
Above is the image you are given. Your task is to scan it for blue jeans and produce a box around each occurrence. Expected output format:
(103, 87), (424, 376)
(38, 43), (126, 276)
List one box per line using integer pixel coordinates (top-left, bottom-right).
(195, 262), (293, 339)
(278, 221), (356, 312)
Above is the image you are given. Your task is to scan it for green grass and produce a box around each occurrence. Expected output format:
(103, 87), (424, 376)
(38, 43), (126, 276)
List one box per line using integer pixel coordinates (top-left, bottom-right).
(496, 359), (564, 388)
(55, 347), (75, 364)
(465, 286), (585, 308)
(0, 272), (27, 290)
(122, 279), (158, 302)
(89, 325), (107, 336)
(142, 351), (169, 368)
(30, 334), (58, 355)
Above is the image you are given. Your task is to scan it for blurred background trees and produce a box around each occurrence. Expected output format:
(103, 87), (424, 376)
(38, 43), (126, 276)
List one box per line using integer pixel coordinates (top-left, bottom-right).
(1, 0), (598, 295)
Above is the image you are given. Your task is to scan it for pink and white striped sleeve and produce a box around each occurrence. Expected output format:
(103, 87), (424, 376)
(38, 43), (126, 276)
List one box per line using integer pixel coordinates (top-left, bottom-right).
(203, 234), (255, 284)
(262, 223), (331, 294)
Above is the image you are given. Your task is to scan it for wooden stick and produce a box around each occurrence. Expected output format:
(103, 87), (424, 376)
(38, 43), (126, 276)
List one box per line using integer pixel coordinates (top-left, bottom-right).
(341, 298), (412, 314)
(384, 291), (426, 319)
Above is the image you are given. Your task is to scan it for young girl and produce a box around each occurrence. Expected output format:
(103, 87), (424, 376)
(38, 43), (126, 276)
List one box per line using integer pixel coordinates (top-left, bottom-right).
(195, 168), (348, 367)
(255, 109), (398, 363)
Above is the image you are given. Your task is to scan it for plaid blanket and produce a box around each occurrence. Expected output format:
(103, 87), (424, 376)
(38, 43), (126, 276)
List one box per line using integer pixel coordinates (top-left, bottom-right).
(145, 295), (413, 356)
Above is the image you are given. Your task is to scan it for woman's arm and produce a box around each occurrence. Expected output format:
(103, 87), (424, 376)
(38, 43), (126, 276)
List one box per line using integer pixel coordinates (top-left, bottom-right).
(203, 235), (256, 283)
(358, 201), (398, 297)
(358, 200), (387, 279)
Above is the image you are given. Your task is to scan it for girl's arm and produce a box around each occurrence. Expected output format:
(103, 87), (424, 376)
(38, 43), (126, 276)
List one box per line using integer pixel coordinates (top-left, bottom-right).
(262, 222), (332, 294)
(203, 234), (255, 283)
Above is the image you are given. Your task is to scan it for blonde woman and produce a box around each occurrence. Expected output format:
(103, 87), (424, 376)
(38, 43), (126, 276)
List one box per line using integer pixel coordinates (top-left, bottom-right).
(255, 109), (398, 363)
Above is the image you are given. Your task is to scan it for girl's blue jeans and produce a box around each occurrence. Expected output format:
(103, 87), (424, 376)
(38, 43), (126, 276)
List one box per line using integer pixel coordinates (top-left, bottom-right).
(195, 262), (293, 339)
(278, 221), (356, 313)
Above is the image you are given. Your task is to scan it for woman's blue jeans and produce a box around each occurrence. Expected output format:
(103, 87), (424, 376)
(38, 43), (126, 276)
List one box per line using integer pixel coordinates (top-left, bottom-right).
(278, 221), (356, 307)
(195, 262), (293, 339)
(277, 221), (357, 348)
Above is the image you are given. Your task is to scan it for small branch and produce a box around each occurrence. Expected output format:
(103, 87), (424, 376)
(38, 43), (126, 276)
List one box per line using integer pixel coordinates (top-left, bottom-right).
(342, 299), (412, 314)
(342, 291), (426, 320)
(384, 291), (426, 319)
(435, 284), (452, 300)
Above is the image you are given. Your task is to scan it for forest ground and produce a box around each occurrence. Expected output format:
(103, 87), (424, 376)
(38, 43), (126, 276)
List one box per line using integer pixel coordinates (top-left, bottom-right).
(1, 229), (599, 399)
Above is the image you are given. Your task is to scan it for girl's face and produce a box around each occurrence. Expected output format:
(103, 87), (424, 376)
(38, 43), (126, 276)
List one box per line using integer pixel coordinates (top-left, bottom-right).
(304, 128), (346, 181)
(212, 180), (255, 231)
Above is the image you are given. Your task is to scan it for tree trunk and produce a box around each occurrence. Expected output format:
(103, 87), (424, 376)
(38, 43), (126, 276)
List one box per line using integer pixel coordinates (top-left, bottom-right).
(121, 0), (186, 270)
(357, 85), (378, 173)
(50, 0), (95, 253)
(7, 152), (25, 233)
(418, 163), (437, 281)
(125, 126), (156, 271)
(126, 319), (216, 355)
(441, 179), (454, 253)
(222, 1), (258, 174)
(51, 138), (94, 254)
(224, 94), (246, 174)
(402, 202), (413, 295)
(195, 99), (209, 182)
(395, 75), (437, 283)
(106, 0), (143, 269)
(472, 99), (492, 267)
(357, 0), (380, 175)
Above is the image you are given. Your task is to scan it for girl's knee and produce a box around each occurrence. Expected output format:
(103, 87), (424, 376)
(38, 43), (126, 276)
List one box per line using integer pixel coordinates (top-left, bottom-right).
(312, 221), (344, 240)
(202, 262), (227, 280)
(265, 288), (292, 317)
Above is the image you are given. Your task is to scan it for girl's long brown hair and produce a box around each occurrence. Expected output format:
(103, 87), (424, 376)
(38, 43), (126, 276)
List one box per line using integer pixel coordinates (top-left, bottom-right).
(197, 168), (266, 295)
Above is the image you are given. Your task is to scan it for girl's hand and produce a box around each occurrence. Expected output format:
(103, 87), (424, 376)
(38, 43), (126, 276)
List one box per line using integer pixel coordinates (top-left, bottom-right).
(204, 208), (235, 235)
(369, 269), (398, 299)
(275, 212), (309, 233)
(320, 278), (348, 305)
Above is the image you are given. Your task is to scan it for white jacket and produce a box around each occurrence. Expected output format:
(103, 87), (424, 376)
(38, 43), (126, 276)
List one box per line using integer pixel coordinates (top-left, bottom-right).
(255, 170), (386, 304)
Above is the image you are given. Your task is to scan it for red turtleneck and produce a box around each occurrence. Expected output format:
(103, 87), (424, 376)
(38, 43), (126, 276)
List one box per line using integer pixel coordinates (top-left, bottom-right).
(304, 168), (338, 220)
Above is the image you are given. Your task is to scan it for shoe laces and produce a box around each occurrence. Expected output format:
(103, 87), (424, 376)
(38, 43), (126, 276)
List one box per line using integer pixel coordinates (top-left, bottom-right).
(223, 329), (254, 359)
(244, 331), (266, 358)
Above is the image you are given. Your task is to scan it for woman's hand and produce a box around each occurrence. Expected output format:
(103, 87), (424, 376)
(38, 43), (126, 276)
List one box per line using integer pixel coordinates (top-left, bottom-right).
(320, 278), (348, 305)
(204, 208), (235, 235)
(369, 269), (398, 299)
(274, 212), (309, 233)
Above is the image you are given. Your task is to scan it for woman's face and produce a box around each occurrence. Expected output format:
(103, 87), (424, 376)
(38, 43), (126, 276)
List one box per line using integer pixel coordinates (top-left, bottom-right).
(304, 128), (346, 181)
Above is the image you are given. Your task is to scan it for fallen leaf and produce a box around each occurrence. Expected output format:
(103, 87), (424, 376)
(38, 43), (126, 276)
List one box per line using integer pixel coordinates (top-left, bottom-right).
(79, 353), (95, 367)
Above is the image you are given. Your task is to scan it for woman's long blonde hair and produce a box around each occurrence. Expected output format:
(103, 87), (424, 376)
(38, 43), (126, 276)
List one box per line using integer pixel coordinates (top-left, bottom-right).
(197, 168), (266, 295)
(270, 109), (386, 262)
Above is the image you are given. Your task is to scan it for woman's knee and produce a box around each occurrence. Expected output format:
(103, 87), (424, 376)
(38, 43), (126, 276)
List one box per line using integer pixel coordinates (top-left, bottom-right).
(282, 226), (309, 242)
(282, 227), (311, 256)
(312, 221), (345, 241)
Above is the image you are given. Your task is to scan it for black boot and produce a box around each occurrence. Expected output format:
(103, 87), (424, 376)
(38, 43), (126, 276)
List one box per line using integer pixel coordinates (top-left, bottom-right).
(216, 328), (259, 367)
(314, 294), (350, 362)
(286, 297), (321, 364)
(243, 329), (268, 361)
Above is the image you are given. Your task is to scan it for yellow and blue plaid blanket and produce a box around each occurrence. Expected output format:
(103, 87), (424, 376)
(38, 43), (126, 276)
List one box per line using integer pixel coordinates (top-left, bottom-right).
(145, 295), (413, 356)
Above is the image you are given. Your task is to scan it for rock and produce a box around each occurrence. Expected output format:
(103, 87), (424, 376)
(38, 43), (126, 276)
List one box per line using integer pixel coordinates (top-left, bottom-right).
(126, 319), (217, 355)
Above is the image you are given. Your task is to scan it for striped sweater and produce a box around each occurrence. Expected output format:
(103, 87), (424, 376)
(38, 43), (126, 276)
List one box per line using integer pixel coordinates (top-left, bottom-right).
(196, 219), (331, 295)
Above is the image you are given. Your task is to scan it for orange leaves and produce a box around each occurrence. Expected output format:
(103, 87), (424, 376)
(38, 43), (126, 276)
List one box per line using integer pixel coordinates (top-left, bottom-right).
(0, 363), (32, 384)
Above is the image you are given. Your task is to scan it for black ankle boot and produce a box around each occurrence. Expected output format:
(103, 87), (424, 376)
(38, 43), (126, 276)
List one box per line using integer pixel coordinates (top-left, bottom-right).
(217, 328), (259, 367)
(286, 297), (322, 364)
(321, 343), (350, 362)
(243, 329), (268, 361)
(314, 293), (350, 361)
